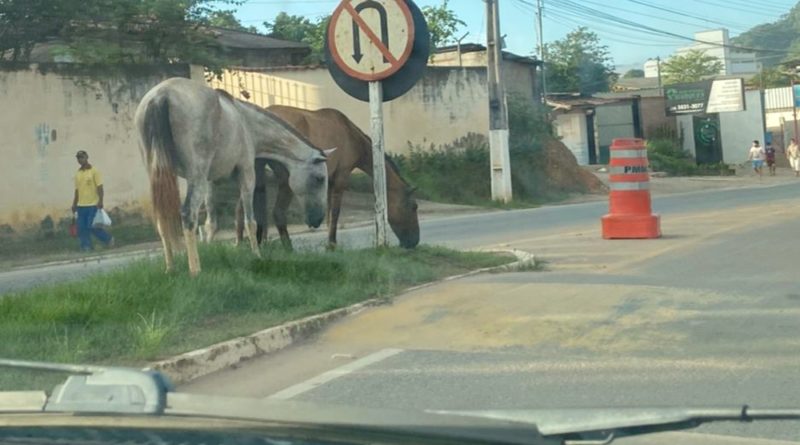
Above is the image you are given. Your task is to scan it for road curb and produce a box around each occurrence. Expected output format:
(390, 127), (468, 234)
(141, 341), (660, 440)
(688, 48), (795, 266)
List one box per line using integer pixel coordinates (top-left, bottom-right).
(6, 248), (163, 272)
(147, 248), (535, 385)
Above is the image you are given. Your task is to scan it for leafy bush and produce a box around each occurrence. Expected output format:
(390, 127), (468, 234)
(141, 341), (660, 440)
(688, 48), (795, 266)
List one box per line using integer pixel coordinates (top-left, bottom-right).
(391, 134), (491, 205)
(646, 138), (734, 176)
(647, 137), (698, 176)
(390, 95), (556, 205)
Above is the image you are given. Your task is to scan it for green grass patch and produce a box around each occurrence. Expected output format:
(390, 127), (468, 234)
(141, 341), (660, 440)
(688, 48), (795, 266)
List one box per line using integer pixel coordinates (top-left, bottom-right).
(0, 243), (512, 390)
(647, 138), (735, 177)
(0, 219), (159, 270)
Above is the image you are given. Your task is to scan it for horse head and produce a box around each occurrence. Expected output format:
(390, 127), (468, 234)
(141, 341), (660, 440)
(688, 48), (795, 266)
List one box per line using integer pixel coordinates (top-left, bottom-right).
(388, 184), (420, 249)
(288, 147), (335, 229)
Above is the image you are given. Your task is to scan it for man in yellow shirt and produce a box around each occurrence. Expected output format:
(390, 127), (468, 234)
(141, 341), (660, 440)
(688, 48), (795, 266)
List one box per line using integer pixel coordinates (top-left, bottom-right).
(71, 150), (113, 251)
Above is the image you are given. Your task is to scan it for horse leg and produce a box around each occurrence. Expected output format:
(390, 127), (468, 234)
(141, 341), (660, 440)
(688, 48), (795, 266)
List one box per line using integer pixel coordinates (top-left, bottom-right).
(237, 165), (262, 258)
(327, 176), (346, 250)
(155, 219), (174, 273)
(267, 161), (293, 251)
(234, 198), (244, 246)
(181, 180), (207, 276)
(274, 177), (294, 251)
(202, 183), (218, 243)
(253, 159), (268, 245)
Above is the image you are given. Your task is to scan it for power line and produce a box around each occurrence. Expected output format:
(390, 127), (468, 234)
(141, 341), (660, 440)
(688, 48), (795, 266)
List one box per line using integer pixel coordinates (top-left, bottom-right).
(541, 8), (681, 47)
(579, 0), (749, 33)
(694, 0), (789, 16)
(546, 0), (793, 54)
(623, 0), (751, 31)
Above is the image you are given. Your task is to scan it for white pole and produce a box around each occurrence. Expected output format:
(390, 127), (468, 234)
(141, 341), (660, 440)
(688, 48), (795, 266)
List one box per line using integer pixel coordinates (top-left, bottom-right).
(486, 0), (512, 203)
(536, 0), (547, 103)
(369, 81), (389, 247)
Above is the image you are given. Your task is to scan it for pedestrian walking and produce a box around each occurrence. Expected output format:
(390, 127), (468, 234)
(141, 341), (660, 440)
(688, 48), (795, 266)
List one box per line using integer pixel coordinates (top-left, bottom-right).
(747, 140), (766, 178)
(787, 138), (800, 177)
(765, 142), (777, 176)
(71, 150), (114, 251)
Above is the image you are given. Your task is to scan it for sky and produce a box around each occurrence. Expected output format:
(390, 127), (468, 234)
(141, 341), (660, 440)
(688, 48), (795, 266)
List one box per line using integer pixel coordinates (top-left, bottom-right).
(232, 0), (797, 73)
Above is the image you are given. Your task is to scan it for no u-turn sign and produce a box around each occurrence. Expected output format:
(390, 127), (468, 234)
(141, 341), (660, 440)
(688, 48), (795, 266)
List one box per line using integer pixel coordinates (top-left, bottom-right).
(328, 0), (416, 81)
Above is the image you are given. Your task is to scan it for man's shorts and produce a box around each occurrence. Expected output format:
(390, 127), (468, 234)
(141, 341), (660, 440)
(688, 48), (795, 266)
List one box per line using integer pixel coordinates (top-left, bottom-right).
(752, 160), (764, 169)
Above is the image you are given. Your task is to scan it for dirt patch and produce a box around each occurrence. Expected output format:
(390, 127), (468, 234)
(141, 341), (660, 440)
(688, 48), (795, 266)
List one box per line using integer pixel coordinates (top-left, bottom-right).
(541, 138), (608, 195)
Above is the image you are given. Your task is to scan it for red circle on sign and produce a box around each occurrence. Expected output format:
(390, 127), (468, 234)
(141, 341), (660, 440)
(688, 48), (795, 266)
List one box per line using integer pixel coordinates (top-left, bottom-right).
(328, 0), (416, 82)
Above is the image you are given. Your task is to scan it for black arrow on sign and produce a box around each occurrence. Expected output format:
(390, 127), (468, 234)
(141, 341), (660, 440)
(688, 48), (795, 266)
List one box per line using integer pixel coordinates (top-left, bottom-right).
(351, 0), (390, 64)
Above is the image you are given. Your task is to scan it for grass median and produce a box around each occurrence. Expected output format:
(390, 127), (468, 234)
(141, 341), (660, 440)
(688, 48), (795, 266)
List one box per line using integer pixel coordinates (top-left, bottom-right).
(0, 243), (513, 389)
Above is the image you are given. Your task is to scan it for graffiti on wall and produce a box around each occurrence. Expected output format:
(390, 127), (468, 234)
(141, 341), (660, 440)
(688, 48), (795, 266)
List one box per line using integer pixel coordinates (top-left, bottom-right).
(34, 123), (57, 157)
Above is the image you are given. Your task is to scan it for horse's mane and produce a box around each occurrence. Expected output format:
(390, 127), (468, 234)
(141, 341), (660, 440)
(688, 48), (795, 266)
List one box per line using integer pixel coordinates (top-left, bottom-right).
(384, 155), (411, 188)
(215, 89), (324, 153)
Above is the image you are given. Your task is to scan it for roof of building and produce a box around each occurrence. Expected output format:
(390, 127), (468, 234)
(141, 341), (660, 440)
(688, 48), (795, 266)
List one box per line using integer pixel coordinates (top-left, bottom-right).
(545, 93), (624, 111)
(596, 88), (664, 99)
(2, 27), (310, 63)
(614, 77), (660, 91)
(434, 43), (542, 66)
(210, 27), (309, 50)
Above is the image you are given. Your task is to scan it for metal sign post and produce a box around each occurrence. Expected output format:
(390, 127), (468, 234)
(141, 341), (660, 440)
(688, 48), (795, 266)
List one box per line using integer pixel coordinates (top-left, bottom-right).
(327, 0), (419, 248)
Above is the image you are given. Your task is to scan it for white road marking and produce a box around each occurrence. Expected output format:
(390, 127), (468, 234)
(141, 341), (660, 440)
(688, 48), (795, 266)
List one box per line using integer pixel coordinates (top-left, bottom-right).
(266, 348), (404, 400)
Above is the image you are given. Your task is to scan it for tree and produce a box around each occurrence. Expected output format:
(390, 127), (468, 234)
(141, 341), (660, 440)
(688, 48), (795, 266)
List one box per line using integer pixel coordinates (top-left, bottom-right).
(208, 10), (258, 33)
(0, 0), (78, 61)
(545, 27), (616, 94)
(264, 12), (316, 43)
(1, 0), (245, 75)
(747, 66), (795, 89)
(264, 12), (329, 64)
(421, 0), (465, 56)
(623, 69), (645, 78)
(661, 50), (724, 85)
(731, 2), (800, 67)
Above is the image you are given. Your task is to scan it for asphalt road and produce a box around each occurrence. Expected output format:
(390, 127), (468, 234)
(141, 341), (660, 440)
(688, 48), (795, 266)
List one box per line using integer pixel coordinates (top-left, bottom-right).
(3, 181), (800, 443)
(179, 181), (800, 444)
(2, 182), (799, 295)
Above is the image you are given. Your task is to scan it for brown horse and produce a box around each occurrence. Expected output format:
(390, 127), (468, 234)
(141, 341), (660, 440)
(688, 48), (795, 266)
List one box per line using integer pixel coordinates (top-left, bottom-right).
(235, 105), (420, 249)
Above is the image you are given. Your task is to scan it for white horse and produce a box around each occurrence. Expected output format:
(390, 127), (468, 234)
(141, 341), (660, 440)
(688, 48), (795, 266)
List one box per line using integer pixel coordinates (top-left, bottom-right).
(134, 78), (334, 276)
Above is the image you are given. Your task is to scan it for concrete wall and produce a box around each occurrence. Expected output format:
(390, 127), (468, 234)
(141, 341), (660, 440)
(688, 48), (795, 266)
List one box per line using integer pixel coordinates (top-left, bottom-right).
(678, 90), (765, 163)
(677, 115), (696, 156)
(719, 89), (765, 162)
(0, 63), (193, 230)
(430, 50), (538, 104)
(208, 66), (491, 154)
(554, 112), (589, 165)
(639, 96), (676, 138)
(766, 110), (798, 133)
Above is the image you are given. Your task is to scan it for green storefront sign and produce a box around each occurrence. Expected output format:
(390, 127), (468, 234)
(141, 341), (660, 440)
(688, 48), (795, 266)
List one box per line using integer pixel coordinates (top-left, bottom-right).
(665, 80), (712, 116)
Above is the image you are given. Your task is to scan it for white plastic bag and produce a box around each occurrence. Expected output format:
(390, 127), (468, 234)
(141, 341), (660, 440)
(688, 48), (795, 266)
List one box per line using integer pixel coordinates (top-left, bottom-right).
(92, 209), (112, 227)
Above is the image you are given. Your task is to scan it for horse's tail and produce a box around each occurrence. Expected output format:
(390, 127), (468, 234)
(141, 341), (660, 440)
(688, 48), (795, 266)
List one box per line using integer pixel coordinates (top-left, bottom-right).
(141, 94), (182, 250)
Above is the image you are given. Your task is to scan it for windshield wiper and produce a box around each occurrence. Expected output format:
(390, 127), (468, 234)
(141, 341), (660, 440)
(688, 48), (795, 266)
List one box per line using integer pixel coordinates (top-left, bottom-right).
(428, 407), (800, 444)
(2, 358), (800, 445)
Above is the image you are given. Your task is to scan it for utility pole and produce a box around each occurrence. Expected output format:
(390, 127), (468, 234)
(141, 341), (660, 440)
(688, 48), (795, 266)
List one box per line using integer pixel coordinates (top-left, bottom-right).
(456, 31), (470, 67)
(656, 56), (663, 96)
(535, 0), (547, 103)
(486, 0), (512, 202)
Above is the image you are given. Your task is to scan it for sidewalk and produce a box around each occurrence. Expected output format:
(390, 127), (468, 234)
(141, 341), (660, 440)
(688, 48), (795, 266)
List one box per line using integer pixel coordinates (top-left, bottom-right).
(0, 192), (494, 272)
(4, 172), (798, 272)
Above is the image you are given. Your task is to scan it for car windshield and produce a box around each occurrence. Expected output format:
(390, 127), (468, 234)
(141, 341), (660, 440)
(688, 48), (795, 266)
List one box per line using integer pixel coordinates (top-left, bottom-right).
(1, 0), (800, 443)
